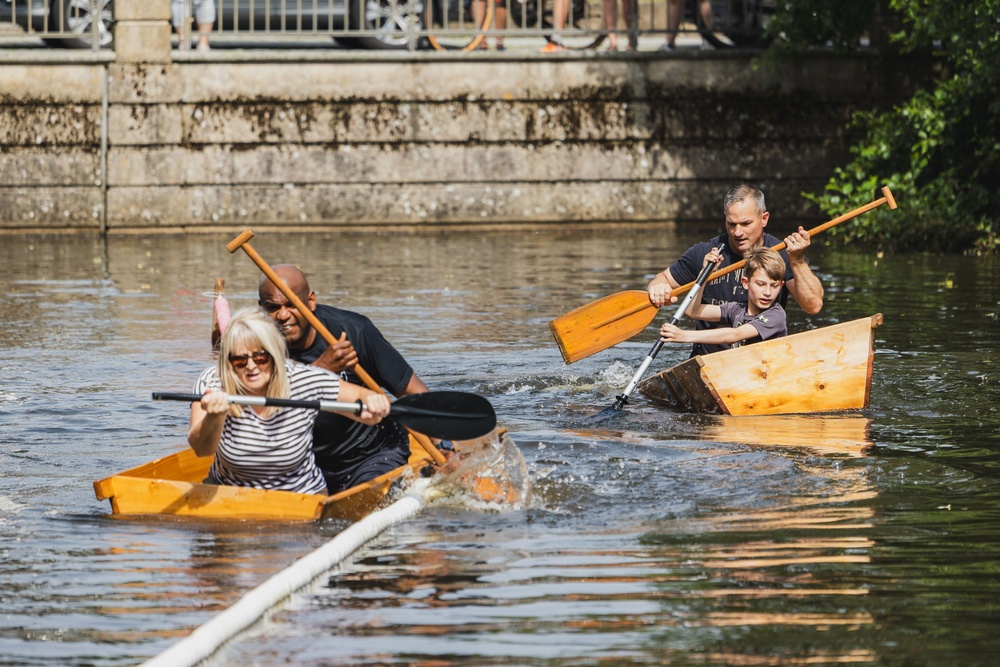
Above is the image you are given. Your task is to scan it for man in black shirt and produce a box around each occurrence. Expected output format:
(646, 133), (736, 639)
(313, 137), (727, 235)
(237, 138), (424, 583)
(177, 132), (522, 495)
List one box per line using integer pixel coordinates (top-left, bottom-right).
(259, 264), (430, 493)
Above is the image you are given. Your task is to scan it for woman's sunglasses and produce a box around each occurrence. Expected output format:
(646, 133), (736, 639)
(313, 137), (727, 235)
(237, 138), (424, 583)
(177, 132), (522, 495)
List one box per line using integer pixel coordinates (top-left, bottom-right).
(228, 350), (272, 369)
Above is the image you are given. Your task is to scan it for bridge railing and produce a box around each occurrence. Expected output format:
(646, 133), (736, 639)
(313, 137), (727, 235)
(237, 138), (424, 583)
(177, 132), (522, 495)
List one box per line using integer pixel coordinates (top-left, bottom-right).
(0, 0), (773, 52)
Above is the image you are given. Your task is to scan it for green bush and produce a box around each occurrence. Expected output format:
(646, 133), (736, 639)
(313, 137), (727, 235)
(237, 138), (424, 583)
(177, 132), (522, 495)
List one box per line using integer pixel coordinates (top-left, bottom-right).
(771, 0), (1000, 253)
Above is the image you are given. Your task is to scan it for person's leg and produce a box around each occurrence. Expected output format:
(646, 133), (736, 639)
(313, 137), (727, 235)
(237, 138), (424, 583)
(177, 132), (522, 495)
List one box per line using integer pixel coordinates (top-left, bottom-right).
(337, 438), (412, 491)
(602, 0), (618, 50)
(542, 0), (567, 50)
(697, 0), (713, 31)
(194, 0), (215, 52)
(662, 0), (681, 49)
(625, 0), (637, 49)
(171, 0), (187, 50)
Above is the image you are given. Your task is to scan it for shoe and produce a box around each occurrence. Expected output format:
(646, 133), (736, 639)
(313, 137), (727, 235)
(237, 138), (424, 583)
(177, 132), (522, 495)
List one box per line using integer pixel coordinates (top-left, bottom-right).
(496, 43), (506, 51)
(540, 41), (566, 53)
(658, 42), (674, 52)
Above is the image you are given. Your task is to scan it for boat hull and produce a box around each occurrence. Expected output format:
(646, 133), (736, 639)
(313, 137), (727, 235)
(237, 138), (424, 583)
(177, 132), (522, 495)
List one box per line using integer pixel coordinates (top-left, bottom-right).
(93, 432), (501, 522)
(638, 314), (883, 416)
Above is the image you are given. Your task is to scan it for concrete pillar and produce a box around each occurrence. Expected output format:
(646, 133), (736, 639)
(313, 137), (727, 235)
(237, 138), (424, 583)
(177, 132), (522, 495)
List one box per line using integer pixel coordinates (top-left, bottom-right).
(114, 0), (172, 63)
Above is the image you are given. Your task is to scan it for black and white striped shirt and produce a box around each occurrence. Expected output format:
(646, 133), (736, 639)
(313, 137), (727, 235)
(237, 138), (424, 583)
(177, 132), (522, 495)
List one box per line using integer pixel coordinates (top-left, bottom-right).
(195, 360), (339, 495)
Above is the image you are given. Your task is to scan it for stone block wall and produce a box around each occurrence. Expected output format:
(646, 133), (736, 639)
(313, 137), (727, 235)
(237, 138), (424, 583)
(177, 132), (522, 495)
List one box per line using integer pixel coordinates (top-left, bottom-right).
(0, 13), (878, 234)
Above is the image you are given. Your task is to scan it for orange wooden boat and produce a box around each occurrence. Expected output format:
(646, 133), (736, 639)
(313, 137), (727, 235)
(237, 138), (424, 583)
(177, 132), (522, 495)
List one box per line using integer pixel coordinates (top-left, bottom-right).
(93, 430), (511, 522)
(94, 277), (524, 522)
(638, 314), (883, 416)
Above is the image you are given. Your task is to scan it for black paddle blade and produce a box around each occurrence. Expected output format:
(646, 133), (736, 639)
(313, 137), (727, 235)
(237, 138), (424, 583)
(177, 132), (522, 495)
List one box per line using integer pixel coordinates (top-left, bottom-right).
(391, 391), (497, 441)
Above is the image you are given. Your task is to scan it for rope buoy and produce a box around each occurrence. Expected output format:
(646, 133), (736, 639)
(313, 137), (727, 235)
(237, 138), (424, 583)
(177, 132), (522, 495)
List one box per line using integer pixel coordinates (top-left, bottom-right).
(140, 481), (428, 667)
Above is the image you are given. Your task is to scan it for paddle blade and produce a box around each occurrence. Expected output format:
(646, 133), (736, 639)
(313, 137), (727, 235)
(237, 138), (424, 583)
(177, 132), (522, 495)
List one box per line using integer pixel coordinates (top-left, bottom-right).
(549, 290), (659, 364)
(391, 391), (497, 441)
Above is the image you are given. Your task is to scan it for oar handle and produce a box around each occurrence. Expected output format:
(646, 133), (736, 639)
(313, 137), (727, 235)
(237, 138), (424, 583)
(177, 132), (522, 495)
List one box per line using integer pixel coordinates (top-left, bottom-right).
(153, 392), (365, 415)
(227, 230), (448, 465)
(668, 186), (897, 300)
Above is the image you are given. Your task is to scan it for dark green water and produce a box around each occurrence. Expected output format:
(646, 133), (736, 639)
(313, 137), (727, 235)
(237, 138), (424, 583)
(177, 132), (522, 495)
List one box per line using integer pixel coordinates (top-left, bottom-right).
(0, 229), (997, 666)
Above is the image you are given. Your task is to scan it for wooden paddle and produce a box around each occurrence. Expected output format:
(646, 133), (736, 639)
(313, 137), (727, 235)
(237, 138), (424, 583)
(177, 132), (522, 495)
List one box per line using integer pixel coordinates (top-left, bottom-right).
(153, 391), (497, 441)
(227, 230), (450, 466)
(549, 186), (898, 364)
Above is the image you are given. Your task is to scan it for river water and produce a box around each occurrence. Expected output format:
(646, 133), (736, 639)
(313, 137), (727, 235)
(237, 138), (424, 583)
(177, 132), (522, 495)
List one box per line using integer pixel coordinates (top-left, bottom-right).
(1, 228), (998, 666)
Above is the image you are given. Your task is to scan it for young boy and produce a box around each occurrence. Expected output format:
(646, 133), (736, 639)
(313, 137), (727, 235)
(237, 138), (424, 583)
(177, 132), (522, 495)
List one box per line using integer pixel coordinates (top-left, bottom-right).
(660, 246), (788, 350)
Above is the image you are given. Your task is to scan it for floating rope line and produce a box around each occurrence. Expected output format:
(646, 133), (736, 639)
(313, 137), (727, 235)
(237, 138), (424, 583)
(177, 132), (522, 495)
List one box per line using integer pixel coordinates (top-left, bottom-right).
(140, 480), (429, 667)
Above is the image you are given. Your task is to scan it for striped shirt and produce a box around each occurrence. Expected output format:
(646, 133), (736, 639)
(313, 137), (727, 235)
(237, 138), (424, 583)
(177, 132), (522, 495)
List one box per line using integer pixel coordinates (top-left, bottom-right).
(194, 360), (339, 495)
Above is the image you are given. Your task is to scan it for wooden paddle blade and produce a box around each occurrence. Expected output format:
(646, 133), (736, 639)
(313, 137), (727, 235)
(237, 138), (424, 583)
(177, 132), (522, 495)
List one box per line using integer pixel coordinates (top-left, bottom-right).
(548, 290), (658, 364)
(391, 391), (497, 441)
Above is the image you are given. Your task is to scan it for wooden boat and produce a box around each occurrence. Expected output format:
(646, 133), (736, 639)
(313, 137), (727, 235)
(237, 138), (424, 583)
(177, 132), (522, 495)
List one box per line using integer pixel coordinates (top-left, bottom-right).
(638, 314), (883, 416)
(95, 274), (525, 522)
(93, 430), (508, 522)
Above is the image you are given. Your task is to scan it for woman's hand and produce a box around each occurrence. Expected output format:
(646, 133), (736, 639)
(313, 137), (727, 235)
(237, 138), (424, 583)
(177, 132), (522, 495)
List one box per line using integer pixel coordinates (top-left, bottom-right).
(355, 390), (391, 425)
(189, 389), (229, 456)
(199, 389), (230, 415)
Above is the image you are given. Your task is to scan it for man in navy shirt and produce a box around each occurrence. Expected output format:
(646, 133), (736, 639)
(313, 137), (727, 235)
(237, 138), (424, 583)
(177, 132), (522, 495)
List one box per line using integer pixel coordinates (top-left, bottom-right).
(647, 184), (824, 356)
(259, 265), (430, 493)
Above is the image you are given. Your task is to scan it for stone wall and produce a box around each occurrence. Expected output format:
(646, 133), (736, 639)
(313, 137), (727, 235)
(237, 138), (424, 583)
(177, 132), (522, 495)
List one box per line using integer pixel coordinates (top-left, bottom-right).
(0, 0), (880, 234)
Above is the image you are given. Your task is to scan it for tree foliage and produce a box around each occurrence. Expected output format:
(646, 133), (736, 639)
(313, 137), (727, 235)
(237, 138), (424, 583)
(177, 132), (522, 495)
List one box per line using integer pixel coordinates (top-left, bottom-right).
(768, 1), (1000, 253)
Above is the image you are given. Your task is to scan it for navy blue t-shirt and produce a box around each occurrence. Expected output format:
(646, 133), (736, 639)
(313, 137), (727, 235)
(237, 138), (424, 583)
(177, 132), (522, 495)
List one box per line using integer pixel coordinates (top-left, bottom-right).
(669, 232), (796, 356)
(288, 304), (413, 485)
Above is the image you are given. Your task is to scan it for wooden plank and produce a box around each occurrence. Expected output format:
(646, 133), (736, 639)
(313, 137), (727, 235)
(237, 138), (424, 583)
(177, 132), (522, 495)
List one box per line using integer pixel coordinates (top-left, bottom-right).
(97, 477), (325, 521)
(637, 315), (883, 416)
(699, 315), (882, 416)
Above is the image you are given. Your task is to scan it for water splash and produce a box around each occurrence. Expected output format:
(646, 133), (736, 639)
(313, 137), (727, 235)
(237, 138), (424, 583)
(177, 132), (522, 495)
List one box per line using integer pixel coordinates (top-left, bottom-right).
(426, 430), (532, 511)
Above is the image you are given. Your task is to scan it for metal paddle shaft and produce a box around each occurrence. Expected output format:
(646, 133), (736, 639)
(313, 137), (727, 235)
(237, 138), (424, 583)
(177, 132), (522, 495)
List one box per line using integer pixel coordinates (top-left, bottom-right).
(611, 246), (725, 411)
(153, 390), (497, 441)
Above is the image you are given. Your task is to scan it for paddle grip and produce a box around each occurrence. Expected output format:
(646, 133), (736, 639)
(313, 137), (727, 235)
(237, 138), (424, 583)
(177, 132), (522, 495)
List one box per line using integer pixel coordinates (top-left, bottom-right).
(153, 392), (202, 403)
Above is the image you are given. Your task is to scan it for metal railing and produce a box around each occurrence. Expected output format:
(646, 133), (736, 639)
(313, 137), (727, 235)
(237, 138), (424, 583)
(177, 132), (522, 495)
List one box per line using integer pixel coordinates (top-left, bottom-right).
(0, 0), (773, 52)
(0, 0), (111, 51)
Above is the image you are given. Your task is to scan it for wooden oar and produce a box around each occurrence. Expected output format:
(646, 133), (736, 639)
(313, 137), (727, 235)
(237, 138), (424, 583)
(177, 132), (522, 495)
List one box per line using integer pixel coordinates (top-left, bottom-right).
(227, 230), (450, 465)
(608, 245), (724, 412)
(153, 391), (497, 442)
(549, 186), (898, 364)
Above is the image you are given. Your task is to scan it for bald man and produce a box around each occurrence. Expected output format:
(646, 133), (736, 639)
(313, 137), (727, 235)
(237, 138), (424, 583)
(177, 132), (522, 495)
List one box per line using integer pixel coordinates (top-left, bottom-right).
(259, 265), (430, 493)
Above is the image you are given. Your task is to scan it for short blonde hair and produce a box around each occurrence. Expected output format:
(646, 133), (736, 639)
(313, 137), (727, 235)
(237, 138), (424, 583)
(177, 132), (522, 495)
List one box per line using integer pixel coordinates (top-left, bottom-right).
(217, 307), (290, 417)
(744, 246), (786, 283)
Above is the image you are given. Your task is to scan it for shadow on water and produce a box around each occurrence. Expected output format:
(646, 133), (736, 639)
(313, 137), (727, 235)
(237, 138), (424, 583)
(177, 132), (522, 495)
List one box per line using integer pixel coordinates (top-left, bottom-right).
(1, 231), (999, 666)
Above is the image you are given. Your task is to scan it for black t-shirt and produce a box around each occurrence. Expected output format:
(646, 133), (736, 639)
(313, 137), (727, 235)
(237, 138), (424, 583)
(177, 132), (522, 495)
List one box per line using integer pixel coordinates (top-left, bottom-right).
(288, 304), (413, 475)
(669, 232), (796, 356)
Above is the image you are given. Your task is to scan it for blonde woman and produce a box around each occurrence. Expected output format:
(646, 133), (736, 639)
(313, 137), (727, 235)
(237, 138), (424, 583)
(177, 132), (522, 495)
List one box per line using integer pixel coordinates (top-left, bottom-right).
(188, 308), (390, 495)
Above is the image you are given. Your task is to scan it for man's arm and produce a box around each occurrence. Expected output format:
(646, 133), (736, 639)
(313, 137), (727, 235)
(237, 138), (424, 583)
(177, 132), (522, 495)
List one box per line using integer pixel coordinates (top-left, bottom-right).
(647, 268), (681, 307)
(784, 226), (824, 314)
(398, 373), (429, 396)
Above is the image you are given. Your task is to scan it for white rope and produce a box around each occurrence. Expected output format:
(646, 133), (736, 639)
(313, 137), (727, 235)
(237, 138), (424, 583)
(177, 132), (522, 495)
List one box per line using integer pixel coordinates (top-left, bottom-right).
(140, 480), (428, 667)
